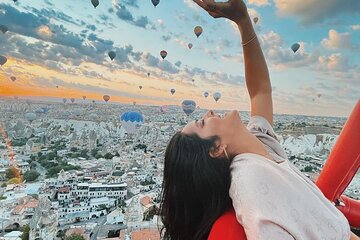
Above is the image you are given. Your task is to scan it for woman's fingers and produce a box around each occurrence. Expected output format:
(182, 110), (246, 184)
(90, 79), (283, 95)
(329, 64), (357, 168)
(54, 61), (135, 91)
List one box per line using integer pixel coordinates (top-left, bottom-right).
(203, 0), (231, 12)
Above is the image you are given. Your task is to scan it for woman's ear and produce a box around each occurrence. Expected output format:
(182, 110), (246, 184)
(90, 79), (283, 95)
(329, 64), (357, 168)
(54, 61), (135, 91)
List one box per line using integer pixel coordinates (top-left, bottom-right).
(209, 144), (227, 158)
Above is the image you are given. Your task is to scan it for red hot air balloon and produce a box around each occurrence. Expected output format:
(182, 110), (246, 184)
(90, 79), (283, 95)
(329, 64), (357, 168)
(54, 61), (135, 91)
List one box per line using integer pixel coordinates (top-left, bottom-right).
(160, 50), (167, 60)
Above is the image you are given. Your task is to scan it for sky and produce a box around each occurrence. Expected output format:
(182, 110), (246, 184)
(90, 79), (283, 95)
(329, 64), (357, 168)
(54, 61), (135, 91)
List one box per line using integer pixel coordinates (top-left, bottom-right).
(0, 0), (359, 117)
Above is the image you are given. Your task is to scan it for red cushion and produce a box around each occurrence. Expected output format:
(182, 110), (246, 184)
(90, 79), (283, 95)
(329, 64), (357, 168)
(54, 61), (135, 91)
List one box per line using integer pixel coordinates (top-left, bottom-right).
(208, 209), (247, 240)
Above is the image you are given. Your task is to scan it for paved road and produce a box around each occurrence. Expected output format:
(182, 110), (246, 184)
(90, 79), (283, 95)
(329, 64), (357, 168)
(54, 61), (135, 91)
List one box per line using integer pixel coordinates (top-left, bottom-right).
(91, 217), (107, 240)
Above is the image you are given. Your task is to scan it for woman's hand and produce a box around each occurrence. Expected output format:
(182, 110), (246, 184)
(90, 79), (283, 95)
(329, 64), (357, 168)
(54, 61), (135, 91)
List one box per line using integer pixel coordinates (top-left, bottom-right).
(193, 0), (248, 24)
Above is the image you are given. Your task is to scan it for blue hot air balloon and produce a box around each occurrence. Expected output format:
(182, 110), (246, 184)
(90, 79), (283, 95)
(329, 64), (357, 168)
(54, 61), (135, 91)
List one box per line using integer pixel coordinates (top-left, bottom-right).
(181, 100), (196, 116)
(213, 92), (221, 102)
(151, 0), (160, 7)
(204, 92), (209, 98)
(291, 43), (300, 53)
(120, 111), (144, 134)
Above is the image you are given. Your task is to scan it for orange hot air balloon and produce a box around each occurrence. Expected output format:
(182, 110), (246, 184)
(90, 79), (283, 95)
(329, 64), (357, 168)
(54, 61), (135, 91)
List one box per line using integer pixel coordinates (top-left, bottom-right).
(103, 95), (110, 102)
(194, 26), (203, 38)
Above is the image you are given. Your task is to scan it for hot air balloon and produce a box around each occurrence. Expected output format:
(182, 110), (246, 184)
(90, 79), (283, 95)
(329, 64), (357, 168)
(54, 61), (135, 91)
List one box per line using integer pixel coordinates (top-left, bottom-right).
(133, 101), (136, 106)
(41, 107), (49, 114)
(103, 95), (110, 102)
(213, 92), (221, 102)
(120, 111), (144, 134)
(0, 55), (7, 66)
(139, 85), (143, 90)
(253, 17), (259, 24)
(92, 100), (96, 104)
(10, 76), (16, 82)
(291, 43), (300, 53)
(151, 0), (160, 7)
(91, 0), (99, 8)
(170, 88), (176, 95)
(147, 72), (150, 77)
(160, 105), (168, 113)
(56, 85), (59, 88)
(188, 43), (193, 49)
(317, 94), (322, 98)
(70, 98), (75, 103)
(62, 98), (67, 104)
(82, 96), (86, 100)
(160, 50), (167, 60)
(25, 112), (37, 123)
(0, 25), (8, 34)
(194, 26), (203, 38)
(108, 51), (116, 60)
(182, 100), (196, 116)
(204, 92), (209, 98)
(192, 79), (195, 84)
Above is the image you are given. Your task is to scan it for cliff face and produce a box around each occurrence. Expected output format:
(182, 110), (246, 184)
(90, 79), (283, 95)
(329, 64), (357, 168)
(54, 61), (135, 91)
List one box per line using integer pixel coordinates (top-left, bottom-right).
(279, 134), (338, 156)
(29, 196), (58, 240)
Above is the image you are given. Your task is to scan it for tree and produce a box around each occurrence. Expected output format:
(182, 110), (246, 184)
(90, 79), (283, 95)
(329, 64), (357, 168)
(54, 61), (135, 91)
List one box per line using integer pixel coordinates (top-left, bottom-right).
(23, 170), (40, 182)
(303, 166), (313, 172)
(30, 155), (36, 162)
(65, 234), (85, 240)
(104, 153), (114, 159)
(90, 148), (99, 157)
(21, 224), (30, 240)
(70, 147), (78, 152)
(5, 167), (20, 180)
(80, 149), (88, 158)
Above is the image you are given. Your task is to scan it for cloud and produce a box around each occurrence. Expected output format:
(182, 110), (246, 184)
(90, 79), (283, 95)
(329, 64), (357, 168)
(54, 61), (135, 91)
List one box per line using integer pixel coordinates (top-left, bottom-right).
(351, 24), (360, 31)
(321, 30), (353, 49)
(274, 0), (360, 25)
(318, 53), (353, 72)
(258, 31), (318, 69)
(114, 4), (151, 29)
(248, 0), (269, 7)
(184, 0), (199, 10)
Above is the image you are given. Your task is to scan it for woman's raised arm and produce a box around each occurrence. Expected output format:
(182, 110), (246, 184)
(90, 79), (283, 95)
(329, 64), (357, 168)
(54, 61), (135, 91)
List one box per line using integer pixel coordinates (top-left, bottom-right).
(193, 0), (273, 125)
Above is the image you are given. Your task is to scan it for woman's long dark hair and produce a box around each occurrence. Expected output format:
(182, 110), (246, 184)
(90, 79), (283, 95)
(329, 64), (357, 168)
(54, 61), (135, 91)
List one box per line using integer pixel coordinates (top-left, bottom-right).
(160, 132), (232, 240)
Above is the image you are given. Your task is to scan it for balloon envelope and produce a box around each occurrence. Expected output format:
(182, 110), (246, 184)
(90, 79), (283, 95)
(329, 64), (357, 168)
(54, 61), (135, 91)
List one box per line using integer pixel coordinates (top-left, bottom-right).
(188, 43), (193, 49)
(91, 0), (99, 8)
(253, 17), (259, 24)
(291, 43), (300, 53)
(120, 111), (144, 134)
(194, 26), (203, 38)
(160, 105), (168, 113)
(62, 98), (67, 103)
(108, 51), (116, 60)
(103, 95), (110, 102)
(139, 86), (142, 90)
(182, 100), (196, 116)
(10, 76), (16, 82)
(0, 55), (7, 66)
(25, 112), (37, 122)
(0, 25), (8, 34)
(170, 88), (176, 95)
(213, 92), (221, 102)
(204, 92), (209, 98)
(160, 50), (167, 60)
(151, 0), (160, 7)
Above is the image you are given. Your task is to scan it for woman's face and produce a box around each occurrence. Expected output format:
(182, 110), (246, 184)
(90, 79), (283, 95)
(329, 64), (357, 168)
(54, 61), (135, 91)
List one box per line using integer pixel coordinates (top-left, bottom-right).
(182, 110), (244, 144)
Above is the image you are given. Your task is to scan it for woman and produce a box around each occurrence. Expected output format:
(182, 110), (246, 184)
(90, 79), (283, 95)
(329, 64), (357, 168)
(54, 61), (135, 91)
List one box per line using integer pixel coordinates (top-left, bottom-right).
(160, 0), (357, 239)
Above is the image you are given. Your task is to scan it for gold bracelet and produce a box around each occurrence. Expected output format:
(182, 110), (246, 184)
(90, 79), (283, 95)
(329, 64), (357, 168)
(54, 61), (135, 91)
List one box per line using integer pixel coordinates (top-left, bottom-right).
(242, 34), (257, 46)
